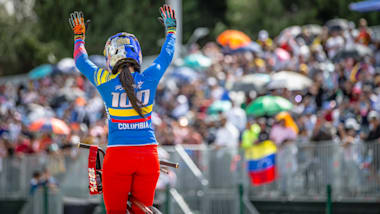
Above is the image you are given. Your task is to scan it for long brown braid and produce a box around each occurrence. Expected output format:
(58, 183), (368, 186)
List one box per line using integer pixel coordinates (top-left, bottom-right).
(116, 61), (145, 118)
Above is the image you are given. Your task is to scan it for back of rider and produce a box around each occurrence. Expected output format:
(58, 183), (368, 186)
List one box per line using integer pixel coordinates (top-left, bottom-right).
(96, 68), (159, 147)
(74, 33), (175, 214)
(74, 33), (175, 147)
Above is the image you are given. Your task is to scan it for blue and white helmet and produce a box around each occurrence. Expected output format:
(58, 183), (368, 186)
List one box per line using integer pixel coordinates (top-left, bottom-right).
(104, 32), (142, 73)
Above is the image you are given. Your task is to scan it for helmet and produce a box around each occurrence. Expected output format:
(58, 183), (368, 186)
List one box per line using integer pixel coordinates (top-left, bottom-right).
(104, 32), (142, 73)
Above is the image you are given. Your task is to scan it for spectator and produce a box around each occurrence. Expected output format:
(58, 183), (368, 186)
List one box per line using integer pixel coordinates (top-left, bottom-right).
(30, 171), (42, 195)
(214, 115), (239, 150)
(226, 101), (247, 133)
(356, 18), (371, 46)
(362, 111), (380, 142)
(270, 116), (297, 146)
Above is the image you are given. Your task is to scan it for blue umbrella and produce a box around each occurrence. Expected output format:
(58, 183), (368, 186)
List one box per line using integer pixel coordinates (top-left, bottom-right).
(89, 55), (107, 69)
(229, 42), (262, 54)
(170, 67), (199, 83)
(350, 0), (380, 12)
(28, 64), (53, 79)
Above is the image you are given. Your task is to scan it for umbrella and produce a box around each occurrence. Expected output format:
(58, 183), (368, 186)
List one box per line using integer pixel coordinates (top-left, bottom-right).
(350, 0), (380, 12)
(217, 30), (252, 49)
(57, 58), (76, 73)
(267, 71), (312, 91)
(29, 118), (70, 135)
(27, 104), (55, 123)
(332, 44), (373, 63)
(230, 73), (271, 92)
(207, 100), (232, 115)
(228, 42), (262, 54)
(183, 54), (212, 69)
(280, 26), (302, 37)
(89, 55), (107, 69)
(326, 18), (349, 31)
(28, 64), (53, 79)
(303, 24), (323, 36)
(246, 95), (293, 116)
(170, 66), (199, 83)
(275, 112), (299, 134)
(277, 26), (302, 44)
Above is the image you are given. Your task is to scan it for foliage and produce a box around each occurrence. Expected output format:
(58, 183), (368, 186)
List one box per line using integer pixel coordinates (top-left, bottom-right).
(2, 0), (380, 75)
(226, 0), (380, 39)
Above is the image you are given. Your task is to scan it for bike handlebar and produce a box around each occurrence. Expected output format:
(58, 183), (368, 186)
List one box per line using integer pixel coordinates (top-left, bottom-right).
(78, 143), (179, 169)
(160, 160), (179, 168)
(78, 142), (106, 156)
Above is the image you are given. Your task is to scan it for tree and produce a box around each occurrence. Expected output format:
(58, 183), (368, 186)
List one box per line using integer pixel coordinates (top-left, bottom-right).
(33, 0), (163, 62)
(0, 1), (58, 75)
(226, 0), (380, 39)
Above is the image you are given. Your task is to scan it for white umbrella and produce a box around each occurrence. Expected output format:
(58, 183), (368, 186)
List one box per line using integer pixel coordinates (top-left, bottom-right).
(326, 18), (349, 30)
(277, 26), (302, 44)
(57, 58), (77, 73)
(230, 73), (271, 92)
(268, 71), (312, 91)
(27, 104), (55, 122)
(303, 24), (323, 36)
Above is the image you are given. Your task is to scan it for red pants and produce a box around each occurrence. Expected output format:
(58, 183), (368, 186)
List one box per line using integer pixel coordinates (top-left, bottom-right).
(102, 145), (160, 214)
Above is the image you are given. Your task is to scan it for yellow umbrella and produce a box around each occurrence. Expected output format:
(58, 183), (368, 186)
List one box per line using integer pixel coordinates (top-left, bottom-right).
(275, 112), (298, 134)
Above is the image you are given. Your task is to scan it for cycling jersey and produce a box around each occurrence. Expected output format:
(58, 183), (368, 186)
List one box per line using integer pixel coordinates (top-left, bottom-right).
(74, 33), (176, 147)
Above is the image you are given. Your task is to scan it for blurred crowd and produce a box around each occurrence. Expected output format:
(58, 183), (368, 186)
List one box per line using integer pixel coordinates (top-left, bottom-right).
(0, 73), (107, 158)
(155, 18), (380, 150)
(1, 17), (380, 162)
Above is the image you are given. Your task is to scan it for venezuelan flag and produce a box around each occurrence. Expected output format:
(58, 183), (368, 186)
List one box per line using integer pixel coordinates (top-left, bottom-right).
(245, 140), (277, 186)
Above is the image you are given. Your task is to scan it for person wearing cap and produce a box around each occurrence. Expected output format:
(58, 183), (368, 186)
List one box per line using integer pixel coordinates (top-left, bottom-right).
(214, 114), (239, 150)
(337, 117), (361, 193)
(362, 111), (380, 142)
(270, 114), (297, 147)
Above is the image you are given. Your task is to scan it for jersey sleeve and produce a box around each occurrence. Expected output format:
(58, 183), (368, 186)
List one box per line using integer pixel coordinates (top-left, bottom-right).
(73, 38), (99, 86)
(143, 33), (176, 83)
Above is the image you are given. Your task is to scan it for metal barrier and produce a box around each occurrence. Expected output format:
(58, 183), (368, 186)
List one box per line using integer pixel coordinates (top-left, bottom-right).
(20, 187), (63, 214)
(0, 153), (86, 214)
(162, 145), (244, 214)
(247, 141), (380, 201)
(2, 141), (380, 214)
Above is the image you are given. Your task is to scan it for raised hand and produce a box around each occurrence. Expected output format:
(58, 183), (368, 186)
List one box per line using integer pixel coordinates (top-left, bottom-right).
(69, 11), (89, 40)
(158, 4), (176, 34)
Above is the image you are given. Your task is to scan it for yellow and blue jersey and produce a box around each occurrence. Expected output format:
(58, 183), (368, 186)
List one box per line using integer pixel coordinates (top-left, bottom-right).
(73, 33), (176, 147)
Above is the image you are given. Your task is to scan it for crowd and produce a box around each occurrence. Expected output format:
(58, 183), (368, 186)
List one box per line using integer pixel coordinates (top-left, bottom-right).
(1, 17), (380, 164)
(155, 18), (380, 150)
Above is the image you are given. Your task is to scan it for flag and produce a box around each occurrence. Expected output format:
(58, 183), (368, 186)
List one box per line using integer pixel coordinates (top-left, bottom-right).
(245, 140), (277, 186)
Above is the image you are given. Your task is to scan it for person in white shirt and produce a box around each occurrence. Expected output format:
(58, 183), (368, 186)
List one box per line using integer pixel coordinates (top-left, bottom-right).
(226, 102), (247, 132)
(214, 115), (239, 149)
(326, 30), (345, 59)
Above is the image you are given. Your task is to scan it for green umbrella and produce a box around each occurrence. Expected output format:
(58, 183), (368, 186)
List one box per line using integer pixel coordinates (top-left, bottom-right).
(246, 95), (293, 116)
(207, 100), (232, 115)
(184, 53), (212, 69)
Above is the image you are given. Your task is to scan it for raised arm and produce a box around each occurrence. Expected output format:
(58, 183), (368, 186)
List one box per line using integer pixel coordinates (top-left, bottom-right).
(69, 11), (99, 85)
(144, 5), (176, 82)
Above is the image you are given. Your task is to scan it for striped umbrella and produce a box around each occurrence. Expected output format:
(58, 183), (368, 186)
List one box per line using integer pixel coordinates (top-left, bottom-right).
(29, 118), (70, 135)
